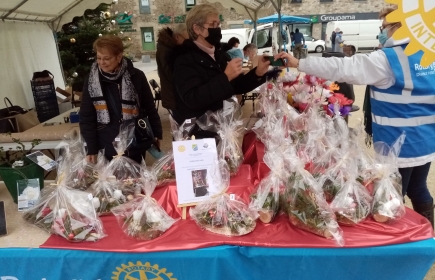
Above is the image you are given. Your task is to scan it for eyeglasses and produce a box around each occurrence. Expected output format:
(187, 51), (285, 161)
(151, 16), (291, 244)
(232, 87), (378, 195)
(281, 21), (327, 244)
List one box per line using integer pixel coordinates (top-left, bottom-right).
(379, 23), (398, 32)
(203, 21), (221, 28)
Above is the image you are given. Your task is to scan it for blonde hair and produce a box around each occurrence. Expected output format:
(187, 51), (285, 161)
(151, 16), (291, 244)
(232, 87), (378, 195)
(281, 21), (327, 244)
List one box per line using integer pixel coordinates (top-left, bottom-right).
(379, 6), (401, 28)
(93, 35), (124, 55)
(173, 23), (187, 35)
(186, 4), (219, 40)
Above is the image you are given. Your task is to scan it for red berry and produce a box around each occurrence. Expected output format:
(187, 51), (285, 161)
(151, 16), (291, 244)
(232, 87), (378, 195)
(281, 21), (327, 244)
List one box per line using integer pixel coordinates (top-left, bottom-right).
(267, 84), (273, 90)
(68, 233), (74, 240)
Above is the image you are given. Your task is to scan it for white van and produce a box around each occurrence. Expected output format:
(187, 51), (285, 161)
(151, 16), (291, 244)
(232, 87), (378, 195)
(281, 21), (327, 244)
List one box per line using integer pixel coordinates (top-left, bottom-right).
(326, 20), (382, 52)
(247, 23), (291, 55)
(221, 28), (250, 50)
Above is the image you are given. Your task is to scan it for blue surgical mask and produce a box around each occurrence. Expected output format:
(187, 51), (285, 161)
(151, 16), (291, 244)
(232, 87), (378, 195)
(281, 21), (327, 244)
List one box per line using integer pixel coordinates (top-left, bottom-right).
(378, 29), (389, 46)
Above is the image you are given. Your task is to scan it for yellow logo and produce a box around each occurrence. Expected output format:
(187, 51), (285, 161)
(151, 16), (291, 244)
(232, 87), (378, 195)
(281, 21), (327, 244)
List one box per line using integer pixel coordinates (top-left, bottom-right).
(178, 145), (186, 152)
(386, 0), (435, 66)
(112, 261), (177, 280)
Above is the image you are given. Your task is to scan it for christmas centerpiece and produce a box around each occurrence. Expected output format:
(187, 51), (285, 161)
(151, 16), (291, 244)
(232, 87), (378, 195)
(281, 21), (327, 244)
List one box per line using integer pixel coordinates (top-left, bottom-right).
(190, 160), (258, 236)
(197, 98), (244, 175)
(249, 150), (288, 223)
(153, 117), (196, 187)
(371, 134), (406, 223)
(111, 168), (177, 240)
(91, 167), (126, 216)
(105, 123), (144, 199)
(23, 158), (106, 242)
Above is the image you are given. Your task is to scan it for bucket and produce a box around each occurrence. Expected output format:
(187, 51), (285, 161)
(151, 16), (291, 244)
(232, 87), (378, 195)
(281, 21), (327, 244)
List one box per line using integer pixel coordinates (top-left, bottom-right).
(0, 159), (44, 204)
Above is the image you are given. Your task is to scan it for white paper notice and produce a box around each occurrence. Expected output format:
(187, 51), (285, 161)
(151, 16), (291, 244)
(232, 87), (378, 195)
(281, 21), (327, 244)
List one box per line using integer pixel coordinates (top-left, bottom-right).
(173, 138), (220, 205)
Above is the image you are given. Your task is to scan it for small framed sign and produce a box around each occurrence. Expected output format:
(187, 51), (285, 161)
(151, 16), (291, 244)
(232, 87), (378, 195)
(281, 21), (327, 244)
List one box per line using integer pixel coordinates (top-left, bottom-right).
(17, 179), (41, 211)
(173, 138), (220, 205)
(26, 151), (57, 171)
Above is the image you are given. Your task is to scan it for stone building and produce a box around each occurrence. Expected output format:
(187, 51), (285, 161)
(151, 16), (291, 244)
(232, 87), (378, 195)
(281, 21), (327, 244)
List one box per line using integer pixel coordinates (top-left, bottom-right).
(282, 0), (388, 40)
(111, 0), (389, 58)
(110, 0), (251, 59)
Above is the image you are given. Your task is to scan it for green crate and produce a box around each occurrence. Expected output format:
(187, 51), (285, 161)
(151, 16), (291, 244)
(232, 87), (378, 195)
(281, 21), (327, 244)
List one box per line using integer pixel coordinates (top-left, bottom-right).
(0, 159), (44, 204)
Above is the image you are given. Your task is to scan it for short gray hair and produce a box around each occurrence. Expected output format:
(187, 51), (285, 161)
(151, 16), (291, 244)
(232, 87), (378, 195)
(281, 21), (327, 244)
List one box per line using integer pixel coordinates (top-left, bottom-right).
(173, 23), (187, 35)
(186, 4), (219, 40)
(243, 43), (257, 52)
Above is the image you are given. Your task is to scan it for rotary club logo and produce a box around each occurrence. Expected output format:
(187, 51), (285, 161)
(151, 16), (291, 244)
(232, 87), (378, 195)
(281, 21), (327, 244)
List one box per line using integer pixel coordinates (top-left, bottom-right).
(112, 261), (177, 280)
(385, 0), (435, 66)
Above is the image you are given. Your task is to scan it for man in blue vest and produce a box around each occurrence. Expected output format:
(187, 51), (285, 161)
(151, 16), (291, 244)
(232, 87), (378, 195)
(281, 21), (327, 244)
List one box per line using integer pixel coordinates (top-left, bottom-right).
(277, 7), (435, 227)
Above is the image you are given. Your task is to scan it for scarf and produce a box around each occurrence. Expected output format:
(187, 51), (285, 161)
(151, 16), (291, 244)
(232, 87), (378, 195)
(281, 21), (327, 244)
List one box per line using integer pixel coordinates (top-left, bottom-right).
(88, 58), (138, 124)
(363, 85), (373, 147)
(194, 40), (215, 60)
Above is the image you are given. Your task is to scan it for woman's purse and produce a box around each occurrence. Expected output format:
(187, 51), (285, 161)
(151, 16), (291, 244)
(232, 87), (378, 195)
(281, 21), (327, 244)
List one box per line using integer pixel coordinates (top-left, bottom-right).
(106, 87), (155, 151)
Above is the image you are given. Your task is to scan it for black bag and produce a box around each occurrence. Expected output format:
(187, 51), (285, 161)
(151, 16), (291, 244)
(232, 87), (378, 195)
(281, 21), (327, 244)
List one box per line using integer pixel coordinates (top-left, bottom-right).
(106, 87), (155, 151)
(0, 98), (27, 133)
(32, 70), (53, 81)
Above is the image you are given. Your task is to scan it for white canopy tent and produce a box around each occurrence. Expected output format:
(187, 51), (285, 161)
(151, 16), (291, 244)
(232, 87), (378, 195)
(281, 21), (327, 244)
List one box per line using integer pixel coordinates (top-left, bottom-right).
(0, 0), (111, 109)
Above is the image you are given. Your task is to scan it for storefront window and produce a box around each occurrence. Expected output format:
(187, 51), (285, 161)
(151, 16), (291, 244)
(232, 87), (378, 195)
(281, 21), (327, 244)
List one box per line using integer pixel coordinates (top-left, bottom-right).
(186, 0), (196, 11)
(141, 27), (156, 51)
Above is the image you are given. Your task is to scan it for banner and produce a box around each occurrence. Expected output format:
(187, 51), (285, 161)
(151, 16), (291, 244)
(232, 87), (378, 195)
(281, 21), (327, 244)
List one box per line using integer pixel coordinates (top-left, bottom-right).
(386, 0), (435, 66)
(0, 239), (435, 280)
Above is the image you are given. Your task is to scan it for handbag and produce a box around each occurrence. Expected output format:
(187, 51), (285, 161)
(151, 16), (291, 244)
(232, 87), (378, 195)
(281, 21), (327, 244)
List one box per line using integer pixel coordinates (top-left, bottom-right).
(0, 98), (28, 133)
(105, 86), (155, 151)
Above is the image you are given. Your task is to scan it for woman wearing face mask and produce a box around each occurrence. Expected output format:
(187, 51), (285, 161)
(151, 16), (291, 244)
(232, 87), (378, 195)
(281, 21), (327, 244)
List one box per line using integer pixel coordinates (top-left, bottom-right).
(275, 6), (435, 228)
(172, 4), (270, 131)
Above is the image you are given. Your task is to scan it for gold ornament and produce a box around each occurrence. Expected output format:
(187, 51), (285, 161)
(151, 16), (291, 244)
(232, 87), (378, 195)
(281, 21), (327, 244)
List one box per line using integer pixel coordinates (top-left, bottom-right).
(99, 33), (103, 37)
(70, 38), (76, 43)
(128, 37), (131, 41)
(104, 11), (111, 18)
(72, 72), (78, 78)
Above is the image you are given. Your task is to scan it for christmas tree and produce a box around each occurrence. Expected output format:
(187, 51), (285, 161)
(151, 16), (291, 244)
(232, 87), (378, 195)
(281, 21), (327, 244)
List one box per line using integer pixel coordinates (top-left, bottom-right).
(57, 3), (129, 87)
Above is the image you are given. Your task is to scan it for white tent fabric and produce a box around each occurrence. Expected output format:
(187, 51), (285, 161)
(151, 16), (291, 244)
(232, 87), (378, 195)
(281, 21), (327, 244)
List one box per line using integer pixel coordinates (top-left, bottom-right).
(0, 21), (64, 109)
(0, 0), (112, 31)
(0, 0), (112, 110)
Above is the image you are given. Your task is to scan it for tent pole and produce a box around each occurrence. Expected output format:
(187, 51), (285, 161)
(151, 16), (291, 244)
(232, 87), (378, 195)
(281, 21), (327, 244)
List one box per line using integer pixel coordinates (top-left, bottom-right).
(277, 0), (282, 53)
(254, 10), (257, 46)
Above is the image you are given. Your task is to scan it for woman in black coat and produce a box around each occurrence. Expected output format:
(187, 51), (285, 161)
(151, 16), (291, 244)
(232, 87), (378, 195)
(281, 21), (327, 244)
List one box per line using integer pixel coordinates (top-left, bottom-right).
(80, 36), (162, 164)
(172, 4), (270, 128)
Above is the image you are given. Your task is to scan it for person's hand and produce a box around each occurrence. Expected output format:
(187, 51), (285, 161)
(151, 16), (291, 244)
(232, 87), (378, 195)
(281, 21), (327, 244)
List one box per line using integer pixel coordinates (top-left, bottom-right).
(224, 58), (243, 81)
(274, 52), (299, 68)
(255, 55), (271, 76)
(86, 154), (97, 164)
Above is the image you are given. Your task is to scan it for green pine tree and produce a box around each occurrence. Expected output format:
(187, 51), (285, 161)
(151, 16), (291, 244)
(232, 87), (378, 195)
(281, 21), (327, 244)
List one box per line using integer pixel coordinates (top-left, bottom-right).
(57, 3), (130, 87)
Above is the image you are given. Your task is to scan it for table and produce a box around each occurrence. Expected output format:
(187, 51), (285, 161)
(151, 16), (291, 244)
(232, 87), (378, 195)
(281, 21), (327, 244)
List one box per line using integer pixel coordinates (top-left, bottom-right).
(0, 108), (79, 151)
(0, 165), (435, 279)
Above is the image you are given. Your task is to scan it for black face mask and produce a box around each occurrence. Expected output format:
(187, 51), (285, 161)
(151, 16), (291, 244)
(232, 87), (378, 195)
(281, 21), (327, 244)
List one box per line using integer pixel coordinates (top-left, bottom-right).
(205, 27), (222, 47)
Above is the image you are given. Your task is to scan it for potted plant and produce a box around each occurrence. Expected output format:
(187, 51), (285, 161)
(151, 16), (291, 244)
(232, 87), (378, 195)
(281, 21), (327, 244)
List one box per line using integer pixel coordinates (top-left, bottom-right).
(0, 134), (44, 204)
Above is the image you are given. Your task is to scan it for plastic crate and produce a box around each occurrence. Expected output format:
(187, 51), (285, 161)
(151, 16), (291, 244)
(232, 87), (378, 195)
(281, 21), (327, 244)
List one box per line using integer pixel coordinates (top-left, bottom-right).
(30, 79), (59, 123)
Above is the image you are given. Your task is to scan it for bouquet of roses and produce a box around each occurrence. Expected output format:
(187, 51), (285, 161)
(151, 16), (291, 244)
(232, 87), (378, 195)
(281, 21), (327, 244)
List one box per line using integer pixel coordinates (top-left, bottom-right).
(111, 168), (177, 240)
(105, 123), (144, 198)
(190, 160), (258, 236)
(153, 117), (196, 186)
(371, 134), (406, 223)
(23, 183), (106, 242)
(197, 98), (244, 175)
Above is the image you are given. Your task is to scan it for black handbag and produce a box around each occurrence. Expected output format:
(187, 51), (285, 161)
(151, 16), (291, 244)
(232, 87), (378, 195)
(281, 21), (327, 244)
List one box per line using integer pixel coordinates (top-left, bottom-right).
(106, 87), (155, 151)
(0, 98), (27, 133)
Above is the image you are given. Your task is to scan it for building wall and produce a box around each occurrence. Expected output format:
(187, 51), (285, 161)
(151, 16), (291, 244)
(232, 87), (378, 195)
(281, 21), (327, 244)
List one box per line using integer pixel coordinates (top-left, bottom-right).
(111, 0), (248, 59)
(282, 0), (386, 14)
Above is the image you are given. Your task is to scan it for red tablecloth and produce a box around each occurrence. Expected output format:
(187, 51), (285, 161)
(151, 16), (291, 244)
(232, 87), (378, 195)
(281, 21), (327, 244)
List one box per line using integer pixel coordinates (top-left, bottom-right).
(40, 164), (434, 253)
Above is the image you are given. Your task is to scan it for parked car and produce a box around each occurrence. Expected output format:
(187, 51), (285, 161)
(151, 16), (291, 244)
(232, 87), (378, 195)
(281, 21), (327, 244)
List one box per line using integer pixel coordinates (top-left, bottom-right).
(303, 35), (325, 53)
